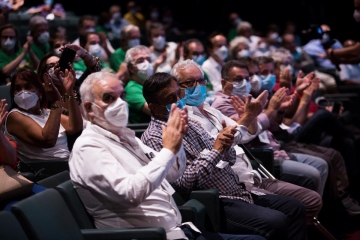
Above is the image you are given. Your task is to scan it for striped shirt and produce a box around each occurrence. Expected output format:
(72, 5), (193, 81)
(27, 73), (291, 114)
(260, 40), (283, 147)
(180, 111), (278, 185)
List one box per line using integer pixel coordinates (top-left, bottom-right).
(141, 117), (253, 204)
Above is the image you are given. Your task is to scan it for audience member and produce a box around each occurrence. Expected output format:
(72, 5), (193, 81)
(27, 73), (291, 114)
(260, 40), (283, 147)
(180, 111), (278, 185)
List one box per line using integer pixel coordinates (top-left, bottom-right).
(124, 45), (152, 123)
(74, 32), (114, 79)
(27, 15), (50, 67)
(124, 1), (145, 32)
(26, 0), (66, 19)
(73, 15), (114, 64)
(5, 68), (82, 165)
(0, 24), (37, 85)
(339, 39), (360, 85)
(148, 22), (179, 74)
(202, 32), (229, 92)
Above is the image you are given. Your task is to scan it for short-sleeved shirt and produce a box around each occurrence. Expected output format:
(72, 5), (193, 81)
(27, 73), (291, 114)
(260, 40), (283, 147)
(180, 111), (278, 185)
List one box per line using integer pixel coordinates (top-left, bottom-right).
(124, 80), (150, 124)
(26, 43), (50, 62)
(110, 48), (126, 72)
(72, 59), (114, 80)
(0, 48), (31, 84)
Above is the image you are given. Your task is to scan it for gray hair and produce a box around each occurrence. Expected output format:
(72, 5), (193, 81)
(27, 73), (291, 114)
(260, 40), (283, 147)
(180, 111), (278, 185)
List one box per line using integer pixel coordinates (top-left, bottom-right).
(29, 16), (48, 32)
(120, 24), (140, 40)
(229, 36), (249, 53)
(124, 45), (151, 66)
(80, 72), (118, 104)
(269, 47), (293, 63)
(236, 21), (252, 34)
(170, 59), (204, 82)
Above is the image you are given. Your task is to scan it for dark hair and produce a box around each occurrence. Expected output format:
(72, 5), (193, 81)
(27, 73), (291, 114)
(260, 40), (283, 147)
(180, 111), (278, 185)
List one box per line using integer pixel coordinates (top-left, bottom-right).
(147, 22), (164, 39)
(143, 72), (175, 105)
(37, 52), (59, 84)
(80, 32), (100, 48)
(183, 38), (203, 59)
(254, 56), (274, 65)
(236, 56), (259, 66)
(78, 15), (96, 27)
(221, 60), (248, 79)
(0, 24), (20, 53)
(206, 31), (224, 52)
(10, 69), (47, 110)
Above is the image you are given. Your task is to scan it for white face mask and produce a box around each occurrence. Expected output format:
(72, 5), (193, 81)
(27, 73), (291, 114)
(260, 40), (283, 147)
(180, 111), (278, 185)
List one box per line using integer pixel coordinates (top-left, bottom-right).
(354, 9), (360, 22)
(230, 79), (251, 97)
(153, 36), (166, 50)
(53, 47), (62, 56)
(1, 38), (16, 51)
(136, 60), (154, 80)
(92, 97), (129, 128)
(214, 45), (228, 61)
(14, 90), (39, 110)
(237, 49), (250, 58)
(88, 44), (102, 58)
(48, 67), (60, 82)
(37, 32), (50, 45)
(128, 39), (140, 48)
(250, 74), (261, 93)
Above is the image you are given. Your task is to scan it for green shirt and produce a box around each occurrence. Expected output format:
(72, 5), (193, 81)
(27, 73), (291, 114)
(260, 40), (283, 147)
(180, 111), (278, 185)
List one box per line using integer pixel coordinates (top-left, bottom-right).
(125, 80), (150, 124)
(0, 48), (30, 70)
(227, 28), (237, 42)
(110, 48), (126, 72)
(26, 43), (50, 62)
(72, 59), (114, 79)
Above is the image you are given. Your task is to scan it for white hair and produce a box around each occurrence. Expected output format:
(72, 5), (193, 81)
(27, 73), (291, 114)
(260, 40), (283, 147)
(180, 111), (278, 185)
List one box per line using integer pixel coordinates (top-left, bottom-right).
(229, 36), (249, 53)
(170, 59), (204, 82)
(124, 45), (151, 66)
(269, 47), (293, 63)
(236, 21), (252, 34)
(80, 71), (118, 103)
(120, 24), (140, 40)
(29, 16), (48, 32)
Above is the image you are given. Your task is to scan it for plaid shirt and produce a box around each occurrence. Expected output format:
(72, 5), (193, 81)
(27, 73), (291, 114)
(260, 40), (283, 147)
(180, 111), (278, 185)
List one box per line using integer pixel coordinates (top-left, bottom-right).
(141, 117), (253, 204)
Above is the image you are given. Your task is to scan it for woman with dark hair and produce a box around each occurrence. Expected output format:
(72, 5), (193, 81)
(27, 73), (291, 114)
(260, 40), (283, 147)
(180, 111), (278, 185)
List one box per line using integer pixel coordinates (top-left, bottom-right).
(4, 67), (82, 164)
(0, 24), (37, 85)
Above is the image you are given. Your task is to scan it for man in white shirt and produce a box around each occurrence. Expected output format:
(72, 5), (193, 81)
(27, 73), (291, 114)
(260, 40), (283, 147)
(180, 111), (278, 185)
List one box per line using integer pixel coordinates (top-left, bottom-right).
(69, 71), (264, 240)
(202, 33), (229, 92)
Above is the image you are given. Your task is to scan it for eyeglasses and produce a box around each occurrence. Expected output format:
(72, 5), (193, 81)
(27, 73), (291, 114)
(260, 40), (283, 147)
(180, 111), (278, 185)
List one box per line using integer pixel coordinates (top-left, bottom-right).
(45, 62), (57, 71)
(1, 36), (16, 40)
(179, 78), (207, 88)
(225, 78), (247, 88)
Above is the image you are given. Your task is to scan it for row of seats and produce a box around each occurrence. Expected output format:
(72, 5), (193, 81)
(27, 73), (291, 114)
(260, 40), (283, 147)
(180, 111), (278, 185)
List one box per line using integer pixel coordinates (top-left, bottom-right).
(0, 170), (211, 240)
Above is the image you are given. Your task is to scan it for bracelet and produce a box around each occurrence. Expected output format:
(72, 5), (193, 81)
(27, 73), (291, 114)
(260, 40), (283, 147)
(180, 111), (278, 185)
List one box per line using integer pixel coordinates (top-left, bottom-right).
(62, 93), (79, 102)
(50, 103), (62, 110)
(295, 91), (303, 100)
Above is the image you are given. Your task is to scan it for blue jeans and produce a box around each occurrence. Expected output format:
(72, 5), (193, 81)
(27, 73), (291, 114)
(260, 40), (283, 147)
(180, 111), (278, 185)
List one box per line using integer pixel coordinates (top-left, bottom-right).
(276, 153), (328, 196)
(221, 194), (306, 240)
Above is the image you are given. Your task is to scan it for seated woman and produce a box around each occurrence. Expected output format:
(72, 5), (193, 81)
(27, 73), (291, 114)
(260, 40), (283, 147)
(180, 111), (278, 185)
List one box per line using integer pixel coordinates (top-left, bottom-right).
(4, 68), (82, 165)
(0, 24), (37, 85)
(74, 32), (114, 79)
(0, 99), (17, 169)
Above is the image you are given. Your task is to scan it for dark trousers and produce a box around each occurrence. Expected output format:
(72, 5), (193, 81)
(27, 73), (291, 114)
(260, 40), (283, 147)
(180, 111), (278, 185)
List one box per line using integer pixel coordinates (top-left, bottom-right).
(221, 194), (306, 240)
(292, 109), (360, 182)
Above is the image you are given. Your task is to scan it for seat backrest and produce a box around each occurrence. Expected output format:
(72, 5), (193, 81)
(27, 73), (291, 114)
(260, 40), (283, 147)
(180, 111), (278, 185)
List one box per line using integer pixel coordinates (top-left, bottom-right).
(36, 170), (70, 188)
(11, 189), (83, 240)
(0, 211), (28, 240)
(0, 85), (11, 111)
(56, 180), (95, 229)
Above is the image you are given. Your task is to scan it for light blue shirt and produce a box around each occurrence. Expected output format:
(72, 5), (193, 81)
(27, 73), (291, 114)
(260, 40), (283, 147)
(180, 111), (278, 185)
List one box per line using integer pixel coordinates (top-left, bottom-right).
(303, 39), (343, 69)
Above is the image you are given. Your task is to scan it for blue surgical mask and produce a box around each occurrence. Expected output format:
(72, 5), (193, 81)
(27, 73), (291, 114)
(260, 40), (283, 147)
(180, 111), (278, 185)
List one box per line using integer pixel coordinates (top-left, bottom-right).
(166, 97), (186, 112)
(260, 74), (276, 91)
(193, 55), (205, 66)
(184, 85), (207, 106)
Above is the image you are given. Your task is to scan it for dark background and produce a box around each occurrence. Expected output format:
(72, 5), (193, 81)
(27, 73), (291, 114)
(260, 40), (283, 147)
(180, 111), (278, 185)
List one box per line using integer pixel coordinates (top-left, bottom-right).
(23, 0), (359, 44)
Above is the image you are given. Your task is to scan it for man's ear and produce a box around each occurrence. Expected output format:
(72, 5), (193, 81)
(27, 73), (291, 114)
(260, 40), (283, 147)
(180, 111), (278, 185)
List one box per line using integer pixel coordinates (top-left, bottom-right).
(83, 101), (93, 118)
(221, 79), (227, 90)
(148, 102), (154, 114)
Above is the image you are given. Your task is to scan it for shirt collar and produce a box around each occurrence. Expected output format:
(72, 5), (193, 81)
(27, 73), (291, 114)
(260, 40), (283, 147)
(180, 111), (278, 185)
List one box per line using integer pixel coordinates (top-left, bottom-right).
(208, 56), (221, 70)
